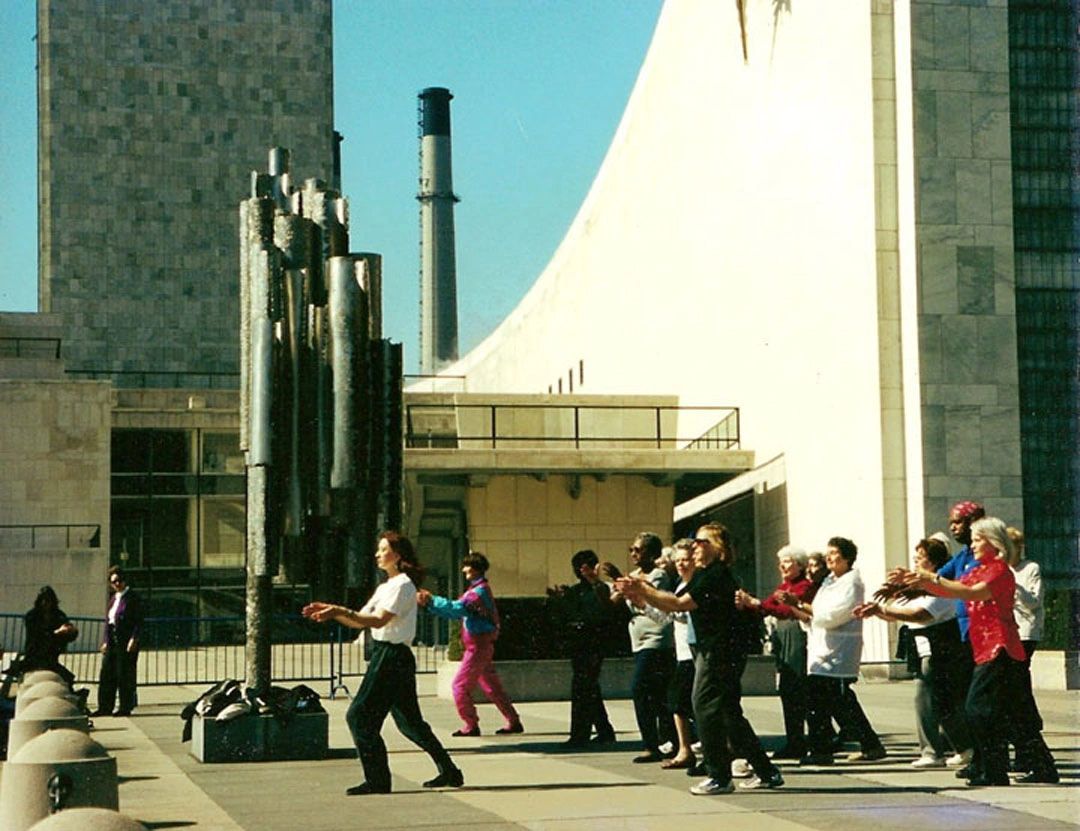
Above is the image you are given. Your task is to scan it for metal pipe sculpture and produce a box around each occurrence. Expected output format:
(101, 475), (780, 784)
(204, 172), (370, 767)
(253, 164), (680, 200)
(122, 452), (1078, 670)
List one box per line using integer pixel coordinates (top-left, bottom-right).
(239, 148), (403, 696)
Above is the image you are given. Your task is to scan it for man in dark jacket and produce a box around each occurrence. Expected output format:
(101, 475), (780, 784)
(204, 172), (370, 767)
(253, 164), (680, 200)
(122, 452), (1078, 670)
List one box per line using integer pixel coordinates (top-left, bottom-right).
(561, 549), (618, 748)
(96, 566), (143, 717)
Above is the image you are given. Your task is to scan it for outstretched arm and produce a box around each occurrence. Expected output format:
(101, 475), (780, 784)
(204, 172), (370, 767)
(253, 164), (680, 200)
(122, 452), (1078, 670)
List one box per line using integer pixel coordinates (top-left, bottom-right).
(302, 601), (395, 630)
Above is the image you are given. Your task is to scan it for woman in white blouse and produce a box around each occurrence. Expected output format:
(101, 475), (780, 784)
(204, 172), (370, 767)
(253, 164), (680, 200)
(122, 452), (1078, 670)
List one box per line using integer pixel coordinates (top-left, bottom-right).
(781, 537), (886, 765)
(303, 531), (463, 795)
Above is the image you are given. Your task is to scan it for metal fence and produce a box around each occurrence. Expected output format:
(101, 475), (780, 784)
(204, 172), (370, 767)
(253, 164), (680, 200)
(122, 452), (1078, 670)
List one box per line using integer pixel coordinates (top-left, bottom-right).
(1, 612), (447, 699)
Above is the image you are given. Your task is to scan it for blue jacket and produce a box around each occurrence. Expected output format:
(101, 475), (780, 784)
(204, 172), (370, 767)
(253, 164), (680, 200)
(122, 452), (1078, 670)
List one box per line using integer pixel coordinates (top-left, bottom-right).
(426, 577), (500, 637)
(936, 545), (976, 640)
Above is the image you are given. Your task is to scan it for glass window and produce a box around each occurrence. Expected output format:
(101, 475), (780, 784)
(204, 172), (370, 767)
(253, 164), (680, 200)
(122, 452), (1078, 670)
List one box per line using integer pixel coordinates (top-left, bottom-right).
(202, 432), (244, 474)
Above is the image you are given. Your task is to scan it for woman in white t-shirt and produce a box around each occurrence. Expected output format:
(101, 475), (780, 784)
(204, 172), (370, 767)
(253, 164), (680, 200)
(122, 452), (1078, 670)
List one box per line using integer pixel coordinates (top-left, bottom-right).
(303, 531), (463, 795)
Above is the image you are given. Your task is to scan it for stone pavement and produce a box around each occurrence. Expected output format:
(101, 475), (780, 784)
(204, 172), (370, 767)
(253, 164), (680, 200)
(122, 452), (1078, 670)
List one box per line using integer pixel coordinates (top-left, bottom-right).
(9, 676), (1078, 830)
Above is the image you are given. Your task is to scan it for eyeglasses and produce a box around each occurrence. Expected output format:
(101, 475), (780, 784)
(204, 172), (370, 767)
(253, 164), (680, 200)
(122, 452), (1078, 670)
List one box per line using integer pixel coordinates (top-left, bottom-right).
(692, 538), (710, 546)
(628, 545), (644, 553)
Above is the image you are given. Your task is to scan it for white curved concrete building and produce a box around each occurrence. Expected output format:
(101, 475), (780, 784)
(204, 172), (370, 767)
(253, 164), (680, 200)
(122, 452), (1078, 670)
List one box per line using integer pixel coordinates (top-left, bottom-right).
(424, 0), (1052, 665)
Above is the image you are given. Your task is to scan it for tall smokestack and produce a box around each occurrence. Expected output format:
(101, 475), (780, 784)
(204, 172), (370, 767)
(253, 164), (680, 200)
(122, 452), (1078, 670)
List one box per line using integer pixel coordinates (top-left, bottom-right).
(418, 86), (460, 375)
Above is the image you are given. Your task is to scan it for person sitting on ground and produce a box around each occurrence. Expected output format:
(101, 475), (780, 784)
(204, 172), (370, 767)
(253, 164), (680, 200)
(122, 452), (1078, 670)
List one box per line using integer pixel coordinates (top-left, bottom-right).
(21, 586), (78, 687)
(417, 551), (523, 737)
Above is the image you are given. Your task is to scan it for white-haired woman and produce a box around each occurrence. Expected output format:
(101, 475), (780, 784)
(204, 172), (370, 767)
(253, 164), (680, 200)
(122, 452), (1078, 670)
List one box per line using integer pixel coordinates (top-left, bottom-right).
(736, 545), (816, 759)
(900, 516), (1058, 786)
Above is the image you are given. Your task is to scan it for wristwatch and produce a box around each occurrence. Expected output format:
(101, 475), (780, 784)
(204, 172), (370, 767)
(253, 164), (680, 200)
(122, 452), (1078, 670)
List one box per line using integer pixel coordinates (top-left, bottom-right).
(933, 573), (942, 585)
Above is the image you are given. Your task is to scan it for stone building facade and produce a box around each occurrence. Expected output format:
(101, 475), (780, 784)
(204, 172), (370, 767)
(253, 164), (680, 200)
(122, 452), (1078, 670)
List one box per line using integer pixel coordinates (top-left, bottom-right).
(37, 0), (335, 382)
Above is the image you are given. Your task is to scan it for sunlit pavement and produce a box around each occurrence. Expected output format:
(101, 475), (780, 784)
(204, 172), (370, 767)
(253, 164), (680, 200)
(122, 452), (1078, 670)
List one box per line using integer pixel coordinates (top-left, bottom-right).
(9, 675), (1077, 831)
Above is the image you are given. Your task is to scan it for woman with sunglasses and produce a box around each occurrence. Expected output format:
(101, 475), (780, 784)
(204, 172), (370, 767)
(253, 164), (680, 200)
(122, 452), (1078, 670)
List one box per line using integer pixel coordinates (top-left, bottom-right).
(617, 523), (782, 795)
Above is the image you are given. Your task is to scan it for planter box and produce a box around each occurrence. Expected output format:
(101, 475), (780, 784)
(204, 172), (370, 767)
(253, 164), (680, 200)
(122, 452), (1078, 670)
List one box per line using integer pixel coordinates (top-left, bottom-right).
(436, 654), (777, 703)
(1031, 650), (1077, 691)
(191, 710), (328, 763)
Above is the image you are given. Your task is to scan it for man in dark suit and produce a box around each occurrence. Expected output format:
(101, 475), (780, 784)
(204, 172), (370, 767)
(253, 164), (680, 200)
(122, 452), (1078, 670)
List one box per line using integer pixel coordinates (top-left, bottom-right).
(96, 566), (143, 716)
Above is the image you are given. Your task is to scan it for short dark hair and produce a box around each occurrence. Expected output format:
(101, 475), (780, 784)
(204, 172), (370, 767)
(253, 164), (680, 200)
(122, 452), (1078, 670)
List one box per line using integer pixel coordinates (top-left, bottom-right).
(571, 549), (599, 580)
(916, 537), (950, 570)
(462, 552), (489, 574)
(827, 536), (858, 565)
(634, 532), (663, 565)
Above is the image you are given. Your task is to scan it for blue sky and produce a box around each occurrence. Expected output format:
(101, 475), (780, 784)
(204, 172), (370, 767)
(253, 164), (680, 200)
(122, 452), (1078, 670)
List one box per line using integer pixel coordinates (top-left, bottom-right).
(0, 1), (662, 372)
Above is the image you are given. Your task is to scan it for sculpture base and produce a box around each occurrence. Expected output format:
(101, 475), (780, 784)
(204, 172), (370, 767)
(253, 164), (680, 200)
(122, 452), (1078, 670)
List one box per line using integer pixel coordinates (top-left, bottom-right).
(190, 711), (328, 763)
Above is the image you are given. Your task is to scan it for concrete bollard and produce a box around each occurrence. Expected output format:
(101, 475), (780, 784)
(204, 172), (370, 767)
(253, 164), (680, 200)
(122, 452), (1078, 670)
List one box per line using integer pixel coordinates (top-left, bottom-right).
(15, 682), (79, 717)
(0, 729), (118, 831)
(8, 697), (90, 759)
(27, 807), (147, 830)
(19, 671), (67, 691)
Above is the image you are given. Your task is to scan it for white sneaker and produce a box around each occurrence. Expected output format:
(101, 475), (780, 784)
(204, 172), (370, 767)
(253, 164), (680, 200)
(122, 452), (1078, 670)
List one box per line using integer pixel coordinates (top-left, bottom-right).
(731, 758), (752, 778)
(912, 754), (946, 769)
(690, 777), (735, 795)
(658, 741), (675, 755)
(946, 749), (973, 768)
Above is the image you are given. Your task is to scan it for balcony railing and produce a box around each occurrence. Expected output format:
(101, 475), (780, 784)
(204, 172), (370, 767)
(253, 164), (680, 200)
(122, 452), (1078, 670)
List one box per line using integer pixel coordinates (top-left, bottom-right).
(405, 402), (740, 450)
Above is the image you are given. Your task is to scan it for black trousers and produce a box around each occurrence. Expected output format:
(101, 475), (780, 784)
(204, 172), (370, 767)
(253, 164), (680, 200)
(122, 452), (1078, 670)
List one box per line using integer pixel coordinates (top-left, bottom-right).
(969, 650), (1055, 780)
(806, 674), (882, 755)
(98, 638), (138, 714)
(631, 648), (675, 752)
(345, 641), (455, 791)
(777, 664), (808, 754)
(569, 649), (614, 742)
(692, 647), (775, 782)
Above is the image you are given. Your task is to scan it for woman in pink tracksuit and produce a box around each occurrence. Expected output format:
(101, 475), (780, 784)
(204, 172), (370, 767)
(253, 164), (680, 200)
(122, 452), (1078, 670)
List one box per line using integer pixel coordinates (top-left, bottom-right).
(418, 552), (524, 737)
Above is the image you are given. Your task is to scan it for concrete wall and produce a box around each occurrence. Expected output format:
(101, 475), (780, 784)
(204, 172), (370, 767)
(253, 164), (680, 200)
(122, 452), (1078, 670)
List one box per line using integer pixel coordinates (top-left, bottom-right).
(909, 0), (1024, 527)
(0, 379), (111, 545)
(0, 549), (109, 636)
(467, 473), (673, 596)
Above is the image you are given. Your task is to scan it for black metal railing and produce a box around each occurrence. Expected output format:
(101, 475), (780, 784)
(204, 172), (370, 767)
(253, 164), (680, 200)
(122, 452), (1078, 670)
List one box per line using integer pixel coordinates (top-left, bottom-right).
(0, 612), (447, 699)
(405, 402), (741, 450)
(0, 524), (101, 549)
(0, 336), (62, 360)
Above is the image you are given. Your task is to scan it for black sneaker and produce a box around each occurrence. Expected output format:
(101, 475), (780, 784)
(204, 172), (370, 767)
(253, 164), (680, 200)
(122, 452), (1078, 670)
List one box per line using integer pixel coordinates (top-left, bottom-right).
(799, 753), (835, 766)
(495, 722), (524, 734)
(345, 781), (390, 795)
(451, 727), (480, 737)
(423, 768), (464, 788)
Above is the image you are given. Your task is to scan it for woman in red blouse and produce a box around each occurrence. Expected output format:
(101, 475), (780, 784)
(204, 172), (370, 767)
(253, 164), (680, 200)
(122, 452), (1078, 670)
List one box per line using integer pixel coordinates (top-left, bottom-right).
(737, 546), (817, 759)
(899, 516), (1058, 786)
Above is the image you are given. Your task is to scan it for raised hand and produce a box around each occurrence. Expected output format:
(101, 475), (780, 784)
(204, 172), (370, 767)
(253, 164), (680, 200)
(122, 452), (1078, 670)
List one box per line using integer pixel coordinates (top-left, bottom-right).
(416, 589), (432, 607)
(302, 601), (339, 623)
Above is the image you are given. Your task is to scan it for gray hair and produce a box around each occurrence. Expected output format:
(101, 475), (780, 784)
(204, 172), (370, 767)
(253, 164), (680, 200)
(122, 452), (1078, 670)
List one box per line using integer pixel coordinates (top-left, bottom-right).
(928, 530), (952, 555)
(776, 544), (808, 568)
(969, 516), (1015, 562)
